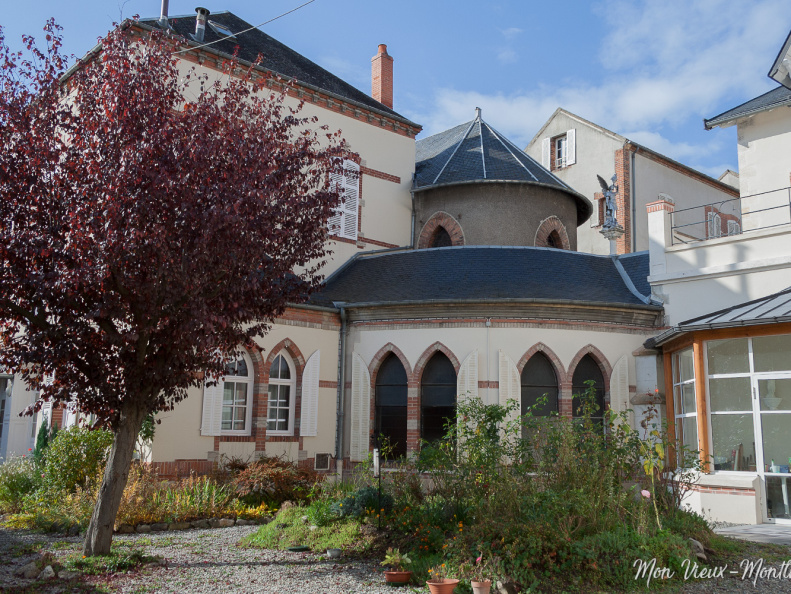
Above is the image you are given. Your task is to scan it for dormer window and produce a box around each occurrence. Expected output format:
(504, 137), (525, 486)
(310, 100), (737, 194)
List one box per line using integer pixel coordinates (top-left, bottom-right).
(208, 20), (236, 38)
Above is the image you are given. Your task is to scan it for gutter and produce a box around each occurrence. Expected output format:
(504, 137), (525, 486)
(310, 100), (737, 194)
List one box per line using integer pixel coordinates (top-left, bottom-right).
(331, 297), (664, 312)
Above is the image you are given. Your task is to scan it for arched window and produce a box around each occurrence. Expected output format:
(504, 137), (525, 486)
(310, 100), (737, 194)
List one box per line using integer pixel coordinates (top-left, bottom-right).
(421, 353), (456, 443)
(546, 230), (561, 249)
(521, 352), (559, 417)
(572, 354), (606, 422)
(375, 354), (408, 458)
(430, 226), (453, 248)
(267, 352), (296, 434)
(221, 352), (254, 433)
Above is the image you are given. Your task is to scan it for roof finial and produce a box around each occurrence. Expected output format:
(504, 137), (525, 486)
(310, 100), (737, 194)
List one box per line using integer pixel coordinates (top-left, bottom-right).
(475, 106), (482, 120)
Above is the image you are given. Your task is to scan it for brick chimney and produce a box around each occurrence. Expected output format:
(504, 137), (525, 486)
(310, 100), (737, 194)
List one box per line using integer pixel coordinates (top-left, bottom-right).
(371, 44), (393, 109)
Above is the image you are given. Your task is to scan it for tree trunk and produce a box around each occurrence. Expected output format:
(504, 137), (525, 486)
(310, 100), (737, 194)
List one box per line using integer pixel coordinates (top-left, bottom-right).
(83, 401), (147, 556)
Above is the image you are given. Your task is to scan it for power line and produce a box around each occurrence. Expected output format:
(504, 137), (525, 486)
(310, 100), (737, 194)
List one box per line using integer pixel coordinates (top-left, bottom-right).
(170, 0), (317, 56)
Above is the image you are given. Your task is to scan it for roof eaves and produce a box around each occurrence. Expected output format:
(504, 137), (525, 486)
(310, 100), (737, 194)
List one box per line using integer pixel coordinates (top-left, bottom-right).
(336, 297), (664, 312)
(704, 89), (791, 130)
(67, 19), (421, 132)
(526, 108), (625, 149)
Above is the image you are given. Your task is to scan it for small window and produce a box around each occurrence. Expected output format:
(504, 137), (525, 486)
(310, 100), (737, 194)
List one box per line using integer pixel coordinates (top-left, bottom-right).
(554, 135), (567, 169)
(208, 20), (236, 38)
(430, 226), (453, 248)
(707, 212), (722, 239)
(267, 353), (296, 434)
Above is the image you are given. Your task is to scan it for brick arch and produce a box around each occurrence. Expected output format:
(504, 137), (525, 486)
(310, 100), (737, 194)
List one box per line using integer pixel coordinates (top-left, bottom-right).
(263, 338), (306, 382)
(369, 342), (413, 386)
(259, 338), (307, 443)
(567, 344), (612, 393)
(412, 341), (461, 384)
(417, 211), (465, 249)
(517, 343), (567, 384)
(534, 215), (570, 250)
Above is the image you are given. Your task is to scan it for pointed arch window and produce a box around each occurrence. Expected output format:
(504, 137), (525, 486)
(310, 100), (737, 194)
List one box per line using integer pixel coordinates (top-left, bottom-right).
(221, 352), (254, 434)
(421, 353), (456, 443)
(268, 352), (296, 434)
(375, 354), (408, 458)
(521, 352), (559, 418)
(572, 354), (606, 423)
(430, 226), (452, 248)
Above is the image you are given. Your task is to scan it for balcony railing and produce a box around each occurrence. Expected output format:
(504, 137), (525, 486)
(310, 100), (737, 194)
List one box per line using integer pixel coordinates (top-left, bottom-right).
(670, 187), (791, 245)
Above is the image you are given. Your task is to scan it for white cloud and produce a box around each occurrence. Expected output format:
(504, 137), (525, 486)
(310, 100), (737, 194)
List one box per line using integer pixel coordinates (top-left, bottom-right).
(413, 0), (789, 159)
(497, 49), (517, 63)
(501, 27), (523, 40)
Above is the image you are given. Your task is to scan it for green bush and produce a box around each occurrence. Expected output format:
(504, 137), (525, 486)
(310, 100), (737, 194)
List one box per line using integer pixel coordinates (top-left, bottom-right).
(333, 485), (393, 519)
(0, 455), (40, 513)
(40, 426), (113, 494)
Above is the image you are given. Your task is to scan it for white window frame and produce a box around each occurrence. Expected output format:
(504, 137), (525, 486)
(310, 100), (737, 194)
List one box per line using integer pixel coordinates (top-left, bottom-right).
(554, 135), (567, 169)
(267, 352), (296, 436)
(672, 348), (697, 465)
(220, 352), (254, 436)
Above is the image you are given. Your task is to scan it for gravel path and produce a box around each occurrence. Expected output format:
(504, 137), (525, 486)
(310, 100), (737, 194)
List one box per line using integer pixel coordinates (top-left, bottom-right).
(2, 524), (791, 593)
(1, 525), (422, 593)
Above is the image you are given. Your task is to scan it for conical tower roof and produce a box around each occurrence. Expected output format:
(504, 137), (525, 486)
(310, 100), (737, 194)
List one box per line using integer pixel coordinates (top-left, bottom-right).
(415, 108), (591, 224)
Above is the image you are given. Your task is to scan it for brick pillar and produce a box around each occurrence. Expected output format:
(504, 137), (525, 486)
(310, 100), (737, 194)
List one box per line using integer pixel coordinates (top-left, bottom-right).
(371, 44), (394, 109)
(614, 147), (633, 254)
(406, 386), (419, 454)
(559, 380), (573, 417)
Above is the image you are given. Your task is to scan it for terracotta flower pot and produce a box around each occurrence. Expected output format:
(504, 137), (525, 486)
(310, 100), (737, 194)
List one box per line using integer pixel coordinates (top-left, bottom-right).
(471, 579), (492, 594)
(384, 570), (412, 584)
(426, 578), (460, 594)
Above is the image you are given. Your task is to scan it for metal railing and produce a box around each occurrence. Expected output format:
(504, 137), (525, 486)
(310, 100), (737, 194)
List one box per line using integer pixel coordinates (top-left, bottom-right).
(670, 187), (791, 245)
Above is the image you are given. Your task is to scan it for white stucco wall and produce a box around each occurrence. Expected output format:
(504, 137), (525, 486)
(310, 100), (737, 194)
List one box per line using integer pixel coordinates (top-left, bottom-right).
(150, 316), (340, 464)
(525, 113), (623, 255)
(176, 59), (416, 278)
(736, 107), (791, 225)
(648, 220), (791, 324)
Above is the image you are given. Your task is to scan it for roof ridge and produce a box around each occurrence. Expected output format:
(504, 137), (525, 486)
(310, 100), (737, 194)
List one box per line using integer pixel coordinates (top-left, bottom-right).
(431, 118), (478, 185)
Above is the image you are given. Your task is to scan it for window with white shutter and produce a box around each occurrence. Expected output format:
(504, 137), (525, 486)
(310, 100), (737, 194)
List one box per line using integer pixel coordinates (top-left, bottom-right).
(328, 159), (360, 241)
(566, 128), (576, 165)
(350, 352), (371, 462)
(300, 350), (320, 437)
(201, 351), (254, 437)
(267, 352), (296, 435)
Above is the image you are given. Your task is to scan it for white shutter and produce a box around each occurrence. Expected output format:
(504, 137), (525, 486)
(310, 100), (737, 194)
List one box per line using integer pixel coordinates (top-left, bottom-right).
(327, 166), (343, 237)
(200, 380), (224, 436)
(457, 350), (478, 407)
(566, 129), (576, 165)
(541, 137), (550, 169)
(342, 160), (360, 240)
(611, 356), (630, 426)
(498, 350), (521, 427)
(349, 352), (371, 462)
(300, 350), (320, 437)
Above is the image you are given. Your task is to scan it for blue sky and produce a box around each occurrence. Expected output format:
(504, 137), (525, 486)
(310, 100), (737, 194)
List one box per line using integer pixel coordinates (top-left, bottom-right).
(3, 0), (790, 179)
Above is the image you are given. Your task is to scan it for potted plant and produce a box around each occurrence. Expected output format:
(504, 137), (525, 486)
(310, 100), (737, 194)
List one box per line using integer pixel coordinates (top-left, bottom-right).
(426, 562), (459, 594)
(381, 547), (412, 585)
(468, 554), (495, 594)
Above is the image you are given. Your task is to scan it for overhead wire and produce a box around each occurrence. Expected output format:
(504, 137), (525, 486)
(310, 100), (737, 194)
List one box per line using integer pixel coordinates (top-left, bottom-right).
(170, 0), (317, 55)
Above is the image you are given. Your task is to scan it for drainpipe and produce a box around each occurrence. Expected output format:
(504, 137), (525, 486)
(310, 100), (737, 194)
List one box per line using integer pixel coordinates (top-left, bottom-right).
(410, 174), (416, 248)
(631, 149), (637, 253)
(334, 304), (347, 478)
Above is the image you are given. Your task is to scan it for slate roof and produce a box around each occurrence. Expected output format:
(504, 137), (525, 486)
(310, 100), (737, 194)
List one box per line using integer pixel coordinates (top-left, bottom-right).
(617, 251), (651, 298)
(649, 286), (791, 347)
(415, 110), (591, 223)
(704, 86), (791, 129)
(310, 247), (656, 309)
(136, 11), (416, 126)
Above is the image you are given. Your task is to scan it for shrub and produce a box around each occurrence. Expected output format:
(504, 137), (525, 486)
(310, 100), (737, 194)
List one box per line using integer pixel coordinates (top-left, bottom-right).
(41, 426), (113, 494)
(231, 455), (323, 507)
(334, 485), (393, 519)
(0, 455), (40, 513)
